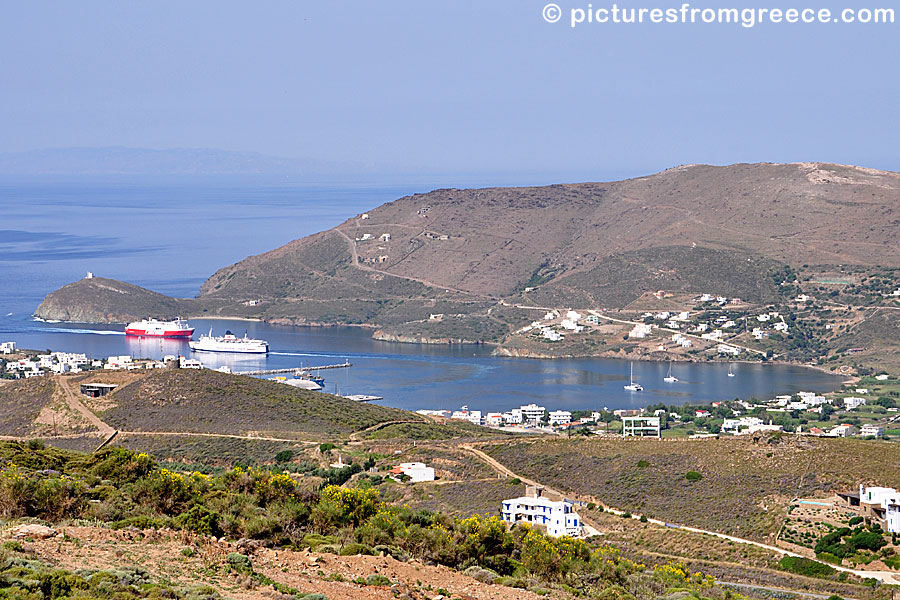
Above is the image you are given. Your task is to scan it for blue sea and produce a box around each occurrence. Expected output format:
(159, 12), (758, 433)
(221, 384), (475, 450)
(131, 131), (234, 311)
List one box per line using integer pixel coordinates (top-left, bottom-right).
(0, 176), (845, 412)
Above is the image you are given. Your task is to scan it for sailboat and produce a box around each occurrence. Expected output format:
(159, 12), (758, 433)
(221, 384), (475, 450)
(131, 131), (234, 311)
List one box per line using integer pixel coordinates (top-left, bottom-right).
(624, 362), (643, 391)
(663, 362), (678, 383)
(727, 364), (735, 377)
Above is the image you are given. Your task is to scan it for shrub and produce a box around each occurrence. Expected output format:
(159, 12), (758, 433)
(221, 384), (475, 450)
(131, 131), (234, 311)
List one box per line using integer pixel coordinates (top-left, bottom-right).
(175, 505), (223, 537)
(637, 460), (650, 469)
(226, 552), (252, 572)
(274, 450), (294, 463)
(685, 471), (703, 482)
(849, 516), (863, 526)
(779, 556), (835, 578)
(339, 542), (374, 556)
(132, 469), (192, 515)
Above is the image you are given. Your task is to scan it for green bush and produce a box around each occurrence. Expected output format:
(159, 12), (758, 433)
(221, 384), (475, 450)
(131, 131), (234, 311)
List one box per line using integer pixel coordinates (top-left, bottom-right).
(339, 542), (374, 556)
(274, 449), (294, 463)
(175, 505), (223, 536)
(779, 556), (835, 578)
(684, 471), (703, 482)
(226, 552), (252, 572)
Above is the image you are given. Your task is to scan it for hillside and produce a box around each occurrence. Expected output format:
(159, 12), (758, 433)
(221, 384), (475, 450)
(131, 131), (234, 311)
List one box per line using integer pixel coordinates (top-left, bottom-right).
(98, 369), (418, 440)
(0, 370), (422, 443)
(482, 435), (900, 543)
(34, 162), (900, 368)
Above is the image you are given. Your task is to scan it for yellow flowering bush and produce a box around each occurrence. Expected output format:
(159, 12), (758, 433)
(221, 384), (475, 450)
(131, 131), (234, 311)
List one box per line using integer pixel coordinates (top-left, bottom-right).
(0, 462), (86, 519)
(313, 485), (380, 529)
(653, 562), (715, 590)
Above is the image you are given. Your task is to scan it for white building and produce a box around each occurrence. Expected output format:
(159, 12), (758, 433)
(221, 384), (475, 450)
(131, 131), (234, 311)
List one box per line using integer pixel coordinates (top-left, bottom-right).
(450, 408), (482, 425)
(502, 409), (523, 425)
(856, 486), (900, 533)
(0, 342), (16, 354)
(179, 356), (203, 369)
(390, 462), (435, 483)
(416, 409), (451, 418)
(540, 327), (564, 342)
(830, 423), (857, 437)
(548, 410), (572, 426)
(860, 424), (884, 438)
(844, 397), (867, 410)
(501, 486), (583, 538)
(717, 343), (741, 356)
(105, 355), (133, 370)
(559, 319), (583, 332)
(520, 403), (546, 425)
(622, 416), (661, 438)
(484, 412), (504, 427)
(628, 323), (652, 339)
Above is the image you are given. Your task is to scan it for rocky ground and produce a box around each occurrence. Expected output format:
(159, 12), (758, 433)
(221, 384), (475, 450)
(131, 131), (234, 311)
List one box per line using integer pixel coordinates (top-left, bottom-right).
(6, 524), (548, 600)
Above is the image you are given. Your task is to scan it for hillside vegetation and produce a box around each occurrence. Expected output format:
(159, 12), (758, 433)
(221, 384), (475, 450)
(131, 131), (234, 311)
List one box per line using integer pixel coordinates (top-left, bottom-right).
(483, 435), (900, 542)
(0, 441), (750, 600)
(96, 369), (419, 441)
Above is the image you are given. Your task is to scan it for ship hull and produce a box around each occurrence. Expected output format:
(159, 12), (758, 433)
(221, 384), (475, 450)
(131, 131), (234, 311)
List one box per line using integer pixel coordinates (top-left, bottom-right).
(125, 328), (194, 338)
(189, 345), (268, 354)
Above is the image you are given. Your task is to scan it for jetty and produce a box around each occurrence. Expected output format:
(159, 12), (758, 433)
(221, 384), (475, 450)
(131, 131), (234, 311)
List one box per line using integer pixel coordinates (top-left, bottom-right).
(236, 361), (352, 376)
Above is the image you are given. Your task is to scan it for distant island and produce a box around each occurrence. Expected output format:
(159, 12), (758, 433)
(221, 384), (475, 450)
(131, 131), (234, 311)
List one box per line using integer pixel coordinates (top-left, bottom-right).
(35, 162), (900, 375)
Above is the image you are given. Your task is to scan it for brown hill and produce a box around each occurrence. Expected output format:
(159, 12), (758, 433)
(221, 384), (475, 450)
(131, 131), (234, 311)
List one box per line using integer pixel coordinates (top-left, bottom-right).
(35, 162), (900, 335)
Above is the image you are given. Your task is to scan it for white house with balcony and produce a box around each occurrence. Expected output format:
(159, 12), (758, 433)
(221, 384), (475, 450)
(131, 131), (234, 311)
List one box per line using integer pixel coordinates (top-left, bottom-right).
(548, 410), (572, 426)
(519, 403), (546, 425)
(501, 486), (583, 538)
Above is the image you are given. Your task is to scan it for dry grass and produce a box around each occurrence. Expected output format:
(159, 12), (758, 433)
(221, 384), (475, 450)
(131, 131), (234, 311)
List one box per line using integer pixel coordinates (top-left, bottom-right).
(483, 435), (900, 542)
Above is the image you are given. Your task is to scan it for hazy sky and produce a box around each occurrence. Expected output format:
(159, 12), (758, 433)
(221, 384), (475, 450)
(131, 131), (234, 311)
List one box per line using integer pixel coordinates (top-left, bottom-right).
(2, 1), (898, 179)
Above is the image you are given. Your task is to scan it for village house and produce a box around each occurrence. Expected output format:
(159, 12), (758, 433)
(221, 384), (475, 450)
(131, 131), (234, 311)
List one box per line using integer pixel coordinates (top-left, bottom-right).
(0, 341), (16, 354)
(519, 404), (546, 425)
(501, 485), (583, 538)
(843, 396), (867, 410)
(858, 485), (900, 533)
(484, 412), (504, 427)
(860, 424), (884, 438)
(179, 356), (203, 369)
(548, 410), (572, 426)
(450, 407), (482, 425)
(502, 409), (523, 425)
(390, 462), (435, 483)
(830, 423), (857, 437)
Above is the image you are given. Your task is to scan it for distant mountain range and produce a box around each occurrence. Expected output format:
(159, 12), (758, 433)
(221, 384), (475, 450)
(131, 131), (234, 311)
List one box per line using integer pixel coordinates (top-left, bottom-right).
(0, 146), (378, 176)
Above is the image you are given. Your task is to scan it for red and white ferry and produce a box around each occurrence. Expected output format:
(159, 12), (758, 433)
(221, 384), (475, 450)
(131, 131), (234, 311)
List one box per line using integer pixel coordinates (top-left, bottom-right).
(124, 318), (194, 338)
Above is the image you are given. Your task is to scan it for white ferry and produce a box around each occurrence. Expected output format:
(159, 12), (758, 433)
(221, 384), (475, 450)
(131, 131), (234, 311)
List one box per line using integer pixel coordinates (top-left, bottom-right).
(189, 330), (269, 354)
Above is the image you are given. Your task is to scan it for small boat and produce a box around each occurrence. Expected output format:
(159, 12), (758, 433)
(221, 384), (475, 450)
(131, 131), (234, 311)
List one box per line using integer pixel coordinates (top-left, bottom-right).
(624, 362), (643, 391)
(727, 364), (735, 377)
(663, 362), (678, 383)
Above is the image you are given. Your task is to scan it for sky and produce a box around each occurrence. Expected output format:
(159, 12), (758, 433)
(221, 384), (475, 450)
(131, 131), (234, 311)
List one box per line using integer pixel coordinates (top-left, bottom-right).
(1, 1), (898, 180)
